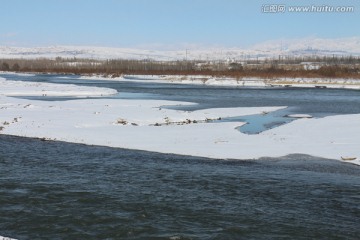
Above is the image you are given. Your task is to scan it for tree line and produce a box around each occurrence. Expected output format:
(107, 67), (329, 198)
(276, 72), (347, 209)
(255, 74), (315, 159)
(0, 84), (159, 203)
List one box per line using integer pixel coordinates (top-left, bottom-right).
(0, 56), (359, 79)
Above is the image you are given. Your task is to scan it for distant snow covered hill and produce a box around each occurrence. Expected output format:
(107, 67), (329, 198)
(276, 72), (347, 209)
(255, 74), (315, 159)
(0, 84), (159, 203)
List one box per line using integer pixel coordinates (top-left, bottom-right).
(1, 37), (359, 61)
(251, 37), (360, 56)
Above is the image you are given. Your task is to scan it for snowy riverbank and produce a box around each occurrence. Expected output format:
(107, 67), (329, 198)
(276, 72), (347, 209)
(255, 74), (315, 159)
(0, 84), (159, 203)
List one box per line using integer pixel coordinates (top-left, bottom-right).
(0, 77), (117, 97)
(3, 71), (360, 90)
(0, 76), (359, 165)
(71, 74), (360, 90)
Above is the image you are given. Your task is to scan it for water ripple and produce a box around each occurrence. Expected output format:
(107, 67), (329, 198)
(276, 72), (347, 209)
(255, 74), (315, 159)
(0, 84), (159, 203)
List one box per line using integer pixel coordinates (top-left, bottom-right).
(0, 135), (359, 239)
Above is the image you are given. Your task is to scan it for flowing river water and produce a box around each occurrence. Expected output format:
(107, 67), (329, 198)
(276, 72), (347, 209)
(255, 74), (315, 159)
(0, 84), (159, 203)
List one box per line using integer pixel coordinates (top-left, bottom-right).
(0, 73), (360, 239)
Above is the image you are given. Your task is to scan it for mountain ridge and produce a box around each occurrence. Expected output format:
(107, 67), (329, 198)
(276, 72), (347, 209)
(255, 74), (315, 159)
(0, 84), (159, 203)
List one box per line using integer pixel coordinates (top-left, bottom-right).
(1, 37), (359, 61)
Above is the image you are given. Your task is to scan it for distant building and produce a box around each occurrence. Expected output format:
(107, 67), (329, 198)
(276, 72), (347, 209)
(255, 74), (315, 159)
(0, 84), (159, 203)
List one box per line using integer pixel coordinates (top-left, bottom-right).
(301, 62), (322, 70)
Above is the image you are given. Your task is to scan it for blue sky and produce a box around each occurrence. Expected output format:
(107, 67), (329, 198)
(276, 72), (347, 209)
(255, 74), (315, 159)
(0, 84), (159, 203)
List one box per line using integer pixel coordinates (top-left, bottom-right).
(0, 0), (359, 49)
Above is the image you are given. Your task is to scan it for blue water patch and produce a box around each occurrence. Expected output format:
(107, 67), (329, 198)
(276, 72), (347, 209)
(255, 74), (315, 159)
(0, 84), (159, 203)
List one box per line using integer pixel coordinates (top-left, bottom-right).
(162, 106), (297, 134)
(218, 109), (295, 134)
(237, 113), (294, 134)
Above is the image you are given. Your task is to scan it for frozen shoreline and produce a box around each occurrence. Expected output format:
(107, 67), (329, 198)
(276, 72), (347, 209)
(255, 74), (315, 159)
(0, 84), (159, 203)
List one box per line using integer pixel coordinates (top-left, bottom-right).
(0, 77), (117, 97)
(70, 74), (360, 90)
(2, 71), (360, 90)
(0, 75), (359, 165)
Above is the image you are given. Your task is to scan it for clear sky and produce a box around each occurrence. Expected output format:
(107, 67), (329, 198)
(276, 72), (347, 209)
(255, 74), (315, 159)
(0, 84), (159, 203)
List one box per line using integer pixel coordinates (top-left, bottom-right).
(0, 0), (359, 49)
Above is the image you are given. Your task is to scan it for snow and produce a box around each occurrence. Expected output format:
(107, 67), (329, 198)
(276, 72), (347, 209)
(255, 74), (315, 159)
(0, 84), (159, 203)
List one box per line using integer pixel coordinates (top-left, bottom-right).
(0, 71), (36, 77)
(75, 74), (360, 90)
(286, 114), (313, 118)
(0, 77), (117, 97)
(0, 235), (17, 240)
(0, 75), (359, 166)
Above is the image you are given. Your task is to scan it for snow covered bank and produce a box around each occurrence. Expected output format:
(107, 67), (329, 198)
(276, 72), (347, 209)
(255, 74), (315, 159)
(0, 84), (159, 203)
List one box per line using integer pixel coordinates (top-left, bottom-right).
(73, 74), (360, 90)
(0, 77), (359, 166)
(134, 75), (360, 89)
(0, 235), (17, 240)
(0, 71), (36, 77)
(268, 77), (360, 90)
(0, 77), (117, 97)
